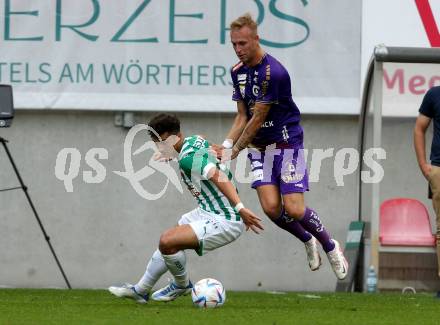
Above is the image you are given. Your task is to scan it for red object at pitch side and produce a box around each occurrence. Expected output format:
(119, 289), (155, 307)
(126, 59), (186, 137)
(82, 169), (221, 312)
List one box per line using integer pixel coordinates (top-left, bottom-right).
(380, 197), (436, 246)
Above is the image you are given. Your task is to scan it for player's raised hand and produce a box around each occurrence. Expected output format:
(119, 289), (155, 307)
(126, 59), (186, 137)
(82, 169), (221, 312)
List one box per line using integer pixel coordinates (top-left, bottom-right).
(239, 208), (264, 234)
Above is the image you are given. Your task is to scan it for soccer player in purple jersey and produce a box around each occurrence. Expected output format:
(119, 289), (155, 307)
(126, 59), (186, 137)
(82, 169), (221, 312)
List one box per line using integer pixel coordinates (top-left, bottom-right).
(212, 13), (348, 279)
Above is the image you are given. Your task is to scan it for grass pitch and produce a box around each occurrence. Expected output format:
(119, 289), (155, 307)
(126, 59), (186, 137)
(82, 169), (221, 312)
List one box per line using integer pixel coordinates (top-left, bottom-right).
(0, 289), (438, 324)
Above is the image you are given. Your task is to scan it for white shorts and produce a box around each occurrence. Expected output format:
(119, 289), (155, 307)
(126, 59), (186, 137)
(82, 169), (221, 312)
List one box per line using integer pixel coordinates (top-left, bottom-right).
(178, 208), (245, 256)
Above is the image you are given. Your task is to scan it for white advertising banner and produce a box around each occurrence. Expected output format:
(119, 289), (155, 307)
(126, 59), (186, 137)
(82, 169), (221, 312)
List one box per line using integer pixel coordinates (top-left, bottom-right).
(382, 62), (440, 117)
(0, 0), (361, 113)
(363, 0), (440, 117)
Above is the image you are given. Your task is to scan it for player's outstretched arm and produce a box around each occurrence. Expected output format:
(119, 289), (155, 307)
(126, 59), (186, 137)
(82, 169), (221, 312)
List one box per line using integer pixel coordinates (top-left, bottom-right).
(211, 101), (248, 159)
(229, 102), (271, 160)
(224, 101), (248, 145)
(207, 167), (264, 234)
(237, 207), (264, 234)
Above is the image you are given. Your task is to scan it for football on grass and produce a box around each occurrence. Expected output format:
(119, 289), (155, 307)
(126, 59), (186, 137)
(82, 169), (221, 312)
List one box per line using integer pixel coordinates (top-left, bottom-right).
(191, 278), (226, 308)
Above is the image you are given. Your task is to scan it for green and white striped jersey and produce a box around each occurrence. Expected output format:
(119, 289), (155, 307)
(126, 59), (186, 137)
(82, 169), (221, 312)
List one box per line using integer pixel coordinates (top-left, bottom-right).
(178, 135), (241, 221)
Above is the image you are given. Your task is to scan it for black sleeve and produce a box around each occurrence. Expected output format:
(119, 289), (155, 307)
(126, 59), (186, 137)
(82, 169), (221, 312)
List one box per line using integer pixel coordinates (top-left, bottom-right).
(419, 88), (434, 118)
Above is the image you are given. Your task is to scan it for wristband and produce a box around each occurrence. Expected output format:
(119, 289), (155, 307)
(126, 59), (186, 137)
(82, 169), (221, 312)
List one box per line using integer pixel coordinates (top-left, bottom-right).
(234, 202), (245, 212)
(222, 139), (233, 149)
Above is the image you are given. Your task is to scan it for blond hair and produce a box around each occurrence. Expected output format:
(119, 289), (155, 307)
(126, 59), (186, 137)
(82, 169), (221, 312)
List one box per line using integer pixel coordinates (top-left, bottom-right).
(230, 13), (258, 34)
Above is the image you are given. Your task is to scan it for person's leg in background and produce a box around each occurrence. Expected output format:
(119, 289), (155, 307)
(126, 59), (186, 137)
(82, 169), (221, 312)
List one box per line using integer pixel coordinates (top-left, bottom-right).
(428, 166), (440, 280)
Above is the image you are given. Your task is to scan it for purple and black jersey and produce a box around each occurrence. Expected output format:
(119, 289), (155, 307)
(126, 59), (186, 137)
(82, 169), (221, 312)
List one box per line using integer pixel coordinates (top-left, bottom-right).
(231, 53), (303, 148)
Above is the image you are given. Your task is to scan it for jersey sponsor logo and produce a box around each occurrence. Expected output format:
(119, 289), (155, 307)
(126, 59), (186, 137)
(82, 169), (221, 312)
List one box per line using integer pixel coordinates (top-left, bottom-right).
(281, 162), (304, 183)
(239, 84), (246, 98)
(281, 174), (304, 183)
(250, 161), (263, 170)
(252, 169), (264, 182)
(265, 64), (271, 81)
(238, 74), (247, 98)
(237, 74), (247, 81)
(261, 80), (269, 96)
(252, 85), (260, 96)
(261, 120), (274, 128)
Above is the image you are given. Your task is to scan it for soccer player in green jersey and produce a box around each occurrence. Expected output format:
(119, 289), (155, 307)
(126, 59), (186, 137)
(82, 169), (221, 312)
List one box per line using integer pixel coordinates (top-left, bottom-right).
(109, 114), (263, 303)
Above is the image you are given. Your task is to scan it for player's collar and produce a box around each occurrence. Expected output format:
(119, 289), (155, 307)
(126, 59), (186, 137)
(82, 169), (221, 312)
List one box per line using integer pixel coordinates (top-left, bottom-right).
(251, 52), (267, 68)
(245, 52), (266, 69)
(256, 52), (267, 66)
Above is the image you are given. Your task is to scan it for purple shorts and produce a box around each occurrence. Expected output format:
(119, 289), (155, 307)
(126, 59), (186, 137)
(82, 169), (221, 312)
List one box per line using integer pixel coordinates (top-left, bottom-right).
(247, 145), (309, 194)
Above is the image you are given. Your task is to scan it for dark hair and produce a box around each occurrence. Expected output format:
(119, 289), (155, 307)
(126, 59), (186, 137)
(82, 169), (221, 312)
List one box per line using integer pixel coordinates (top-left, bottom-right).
(148, 113), (180, 141)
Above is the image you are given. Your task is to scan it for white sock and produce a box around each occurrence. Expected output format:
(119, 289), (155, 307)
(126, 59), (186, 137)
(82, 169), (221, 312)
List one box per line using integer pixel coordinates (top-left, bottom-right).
(161, 251), (189, 288)
(134, 249), (168, 294)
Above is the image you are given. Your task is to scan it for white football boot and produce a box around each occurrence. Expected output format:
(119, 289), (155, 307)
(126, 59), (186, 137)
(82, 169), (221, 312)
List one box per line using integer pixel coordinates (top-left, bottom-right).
(108, 284), (149, 304)
(152, 281), (193, 302)
(304, 236), (322, 271)
(326, 239), (349, 280)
